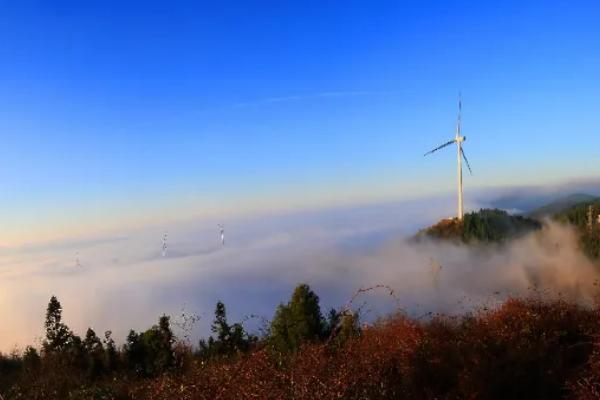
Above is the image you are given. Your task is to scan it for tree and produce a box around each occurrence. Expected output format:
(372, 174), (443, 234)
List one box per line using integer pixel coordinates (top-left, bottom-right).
(83, 328), (105, 377)
(213, 302), (230, 342)
(123, 316), (175, 376)
(43, 296), (72, 354)
(198, 301), (256, 359)
(334, 312), (361, 344)
(103, 330), (119, 372)
(42, 296), (86, 370)
(324, 308), (341, 337)
(23, 346), (41, 370)
(553, 201), (600, 259)
(64, 333), (86, 370)
(461, 209), (541, 243)
(270, 284), (325, 352)
(324, 308), (360, 345)
(422, 209), (541, 244)
(124, 330), (144, 374)
(151, 315), (175, 372)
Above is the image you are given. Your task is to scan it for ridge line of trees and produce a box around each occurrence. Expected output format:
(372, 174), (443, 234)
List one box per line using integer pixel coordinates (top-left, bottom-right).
(0, 283), (361, 398)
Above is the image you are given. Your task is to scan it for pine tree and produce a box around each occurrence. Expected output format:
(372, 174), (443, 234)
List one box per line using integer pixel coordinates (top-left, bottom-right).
(22, 346), (41, 374)
(270, 284), (325, 352)
(83, 328), (105, 377)
(198, 301), (256, 359)
(124, 330), (144, 374)
(212, 302), (230, 343)
(43, 296), (72, 354)
(152, 315), (175, 373)
(103, 330), (119, 371)
(124, 316), (176, 376)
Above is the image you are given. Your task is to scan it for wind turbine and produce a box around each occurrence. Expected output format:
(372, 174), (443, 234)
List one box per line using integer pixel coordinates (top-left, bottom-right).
(424, 95), (473, 220)
(218, 224), (225, 246)
(161, 231), (168, 257)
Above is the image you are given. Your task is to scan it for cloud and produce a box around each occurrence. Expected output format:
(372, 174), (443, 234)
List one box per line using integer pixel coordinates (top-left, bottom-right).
(0, 235), (128, 256)
(1, 191), (599, 353)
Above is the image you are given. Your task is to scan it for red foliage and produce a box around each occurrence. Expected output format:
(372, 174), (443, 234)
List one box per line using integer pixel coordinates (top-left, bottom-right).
(129, 315), (421, 400)
(7, 297), (600, 399)
(129, 298), (598, 399)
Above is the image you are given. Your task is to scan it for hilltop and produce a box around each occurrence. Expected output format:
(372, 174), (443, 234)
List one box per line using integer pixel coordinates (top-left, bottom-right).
(414, 196), (600, 261)
(416, 208), (542, 244)
(416, 194), (600, 255)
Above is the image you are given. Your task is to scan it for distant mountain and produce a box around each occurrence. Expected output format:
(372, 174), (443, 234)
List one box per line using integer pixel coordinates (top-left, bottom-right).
(415, 209), (541, 244)
(482, 179), (600, 214)
(528, 193), (598, 219)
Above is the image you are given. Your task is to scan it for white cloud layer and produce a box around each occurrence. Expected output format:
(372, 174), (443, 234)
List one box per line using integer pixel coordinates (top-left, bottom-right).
(0, 193), (599, 353)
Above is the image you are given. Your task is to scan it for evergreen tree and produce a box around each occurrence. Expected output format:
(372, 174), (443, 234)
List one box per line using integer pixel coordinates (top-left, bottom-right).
(22, 346), (41, 374)
(334, 312), (361, 344)
(103, 330), (119, 372)
(212, 302), (230, 343)
(83, 328), (103, 354)
(198, 301), (257, 359)
(422, 209), (541, 244)
(124, 330), (144, 374)
(64, 333), (86, 370)
(554, 201), (600, 259)
(43, 296), (72, 354)
(124, 316), (176, 376)
(83, 328), (105, 377)
(151, 315), (175, 373)
(324, 308), (341, 337)
(270, 284), (325, 352)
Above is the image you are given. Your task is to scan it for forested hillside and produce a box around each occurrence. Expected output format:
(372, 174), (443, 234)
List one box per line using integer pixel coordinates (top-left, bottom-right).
(418, 209), (541, 244)
(553, 201), (600, 259)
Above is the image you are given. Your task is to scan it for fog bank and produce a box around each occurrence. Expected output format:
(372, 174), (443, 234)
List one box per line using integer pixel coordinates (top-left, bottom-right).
(0, 196), (598, 352)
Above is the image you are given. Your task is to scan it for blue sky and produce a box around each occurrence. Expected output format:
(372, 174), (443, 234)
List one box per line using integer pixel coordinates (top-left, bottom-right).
(1, 1), (600, 243)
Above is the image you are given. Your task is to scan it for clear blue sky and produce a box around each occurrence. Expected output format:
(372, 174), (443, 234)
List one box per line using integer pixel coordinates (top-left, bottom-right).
(1, 1), (600, 243)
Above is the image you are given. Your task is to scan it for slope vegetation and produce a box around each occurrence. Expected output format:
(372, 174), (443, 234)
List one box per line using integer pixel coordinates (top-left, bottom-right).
(417, 208), (541, 244)
(553, 200), (600, 259)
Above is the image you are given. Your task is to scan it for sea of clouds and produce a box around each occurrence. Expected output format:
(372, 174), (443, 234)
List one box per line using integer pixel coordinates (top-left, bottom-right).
(1, 186), (600, 352)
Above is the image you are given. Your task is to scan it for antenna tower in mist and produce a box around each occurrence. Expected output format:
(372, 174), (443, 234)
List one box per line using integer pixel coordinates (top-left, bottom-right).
(424, 94), (473, 220)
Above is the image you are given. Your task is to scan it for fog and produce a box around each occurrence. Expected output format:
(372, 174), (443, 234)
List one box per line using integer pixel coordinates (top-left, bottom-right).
(1, 193), (599, 352)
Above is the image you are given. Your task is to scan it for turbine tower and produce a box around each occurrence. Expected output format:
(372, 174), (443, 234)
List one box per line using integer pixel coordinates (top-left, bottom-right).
(424, 95), (473, 220)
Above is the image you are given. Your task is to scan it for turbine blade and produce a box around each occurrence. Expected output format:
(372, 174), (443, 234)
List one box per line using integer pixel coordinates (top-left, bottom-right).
(455, 93), (463, 137)
(424, 140), (455, 156)
(461, 147), (473, 175)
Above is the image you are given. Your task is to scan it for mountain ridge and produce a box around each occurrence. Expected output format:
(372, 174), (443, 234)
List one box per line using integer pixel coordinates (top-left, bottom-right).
(527, 193), (598, 219)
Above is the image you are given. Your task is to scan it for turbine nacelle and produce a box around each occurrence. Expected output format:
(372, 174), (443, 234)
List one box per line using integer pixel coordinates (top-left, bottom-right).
(455, 135), (466, 143)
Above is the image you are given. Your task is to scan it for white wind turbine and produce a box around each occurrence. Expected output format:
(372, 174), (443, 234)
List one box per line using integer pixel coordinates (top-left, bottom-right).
(424, 95), (473, 220)
(161, 231), (168, 257)
(218, 224), (225, 246)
